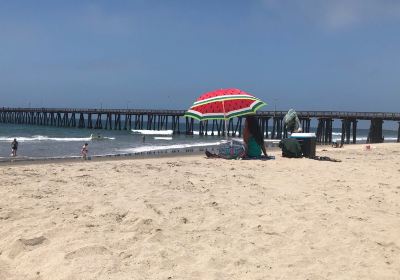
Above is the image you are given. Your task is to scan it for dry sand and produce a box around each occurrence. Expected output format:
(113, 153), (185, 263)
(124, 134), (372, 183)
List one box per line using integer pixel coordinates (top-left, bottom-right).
(0, 143), (399, 280)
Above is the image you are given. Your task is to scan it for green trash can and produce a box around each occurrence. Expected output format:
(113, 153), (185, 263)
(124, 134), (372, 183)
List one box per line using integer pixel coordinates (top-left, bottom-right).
(290, 133), (316, 158)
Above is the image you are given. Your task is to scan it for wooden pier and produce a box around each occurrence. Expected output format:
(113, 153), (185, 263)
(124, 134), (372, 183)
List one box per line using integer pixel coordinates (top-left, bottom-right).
(1, 108), (399, 144)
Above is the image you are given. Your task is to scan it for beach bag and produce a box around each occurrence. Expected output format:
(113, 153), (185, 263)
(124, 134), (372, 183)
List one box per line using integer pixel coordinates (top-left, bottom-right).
(218, 142), (245, 159)
(279, 138), (302, 158)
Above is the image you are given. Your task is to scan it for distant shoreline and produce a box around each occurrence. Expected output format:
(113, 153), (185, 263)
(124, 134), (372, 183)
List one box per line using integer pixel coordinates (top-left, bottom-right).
(1, 142), (398, 165)
(0, 145), (221, 165)
(0, 144), (285, 165)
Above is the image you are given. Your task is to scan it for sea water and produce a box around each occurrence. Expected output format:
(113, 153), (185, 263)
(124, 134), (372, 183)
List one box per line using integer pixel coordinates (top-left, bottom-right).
(0, 123), (397, 159)
(0, 123), (223, 159)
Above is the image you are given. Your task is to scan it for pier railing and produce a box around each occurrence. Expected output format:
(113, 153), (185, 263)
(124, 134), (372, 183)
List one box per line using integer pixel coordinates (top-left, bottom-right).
(2, 108), (400, 120)
(1, 107), (399, 144)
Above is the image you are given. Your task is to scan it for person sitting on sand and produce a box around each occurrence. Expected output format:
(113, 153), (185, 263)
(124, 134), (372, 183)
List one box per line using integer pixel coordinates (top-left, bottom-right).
(243, 116), (268, 158)
(205, 116), (268, 159)
(81, 143), (89, 160)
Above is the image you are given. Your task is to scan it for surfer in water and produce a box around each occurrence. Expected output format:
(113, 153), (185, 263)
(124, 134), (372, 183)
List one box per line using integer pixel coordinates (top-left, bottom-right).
(90, 133), (103, 140)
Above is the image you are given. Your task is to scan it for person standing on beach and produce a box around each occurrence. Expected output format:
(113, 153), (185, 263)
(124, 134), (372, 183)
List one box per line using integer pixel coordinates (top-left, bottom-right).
(11, 138), (18, 157)
(81, 143), (89, 160)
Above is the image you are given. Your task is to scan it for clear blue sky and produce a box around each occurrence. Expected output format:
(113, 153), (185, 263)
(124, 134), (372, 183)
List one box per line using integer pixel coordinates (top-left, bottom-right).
(1, 0), (399, 111)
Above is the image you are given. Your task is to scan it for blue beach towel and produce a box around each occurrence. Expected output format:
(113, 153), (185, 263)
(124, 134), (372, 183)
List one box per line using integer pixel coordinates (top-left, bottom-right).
(217, 142), (245, 159)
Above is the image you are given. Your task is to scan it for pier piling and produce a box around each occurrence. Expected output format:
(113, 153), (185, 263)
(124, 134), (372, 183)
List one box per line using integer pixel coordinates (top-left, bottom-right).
(345, 119), (351, 144)
(172, 116), (180, 134)
(398, 122), (400, 142)
(352, 120), (357, 144)
(316, 118), (333, 144)
(78, 114), (83, 128)
(95, 114), (102, 129)
(367, 118), (384, 143)
(185, 117), (194, 135)
(340, 119), (346, 145)
(87, 113), (93, 129)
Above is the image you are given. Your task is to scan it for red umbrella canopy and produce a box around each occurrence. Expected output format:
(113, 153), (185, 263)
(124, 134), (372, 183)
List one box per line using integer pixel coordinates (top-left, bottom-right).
(184, 88), (266, 120)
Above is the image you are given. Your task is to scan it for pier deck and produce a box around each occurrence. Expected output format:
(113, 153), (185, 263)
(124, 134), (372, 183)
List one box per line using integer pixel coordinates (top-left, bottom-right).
(1, 108), (399, 144)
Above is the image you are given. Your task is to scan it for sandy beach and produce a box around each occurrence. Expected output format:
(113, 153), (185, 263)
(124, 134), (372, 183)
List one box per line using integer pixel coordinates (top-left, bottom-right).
(0, 143), (399, 280)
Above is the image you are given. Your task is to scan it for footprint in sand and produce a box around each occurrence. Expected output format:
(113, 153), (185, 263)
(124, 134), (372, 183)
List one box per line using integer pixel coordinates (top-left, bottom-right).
(8, 236), (48, 259)
(65, 245), (112, 260)
(0, 260), (13, 279)
(133, 218), (155, 235)
(0, 209), (21, 221)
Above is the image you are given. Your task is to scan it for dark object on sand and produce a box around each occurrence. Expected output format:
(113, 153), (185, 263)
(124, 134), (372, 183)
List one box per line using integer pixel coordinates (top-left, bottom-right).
(332, 141), (343, 148)
(279, 138), (303, 158)
(290, 133), (316, 158)
(312, 156), (341, 162)
(205, 150), (218, 158)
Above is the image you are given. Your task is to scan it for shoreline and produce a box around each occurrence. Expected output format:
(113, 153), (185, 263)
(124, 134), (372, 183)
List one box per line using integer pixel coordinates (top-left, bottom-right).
(0, 146), (218, 165)
(0, 142), (396, 166)
(0, 143), (285, 165)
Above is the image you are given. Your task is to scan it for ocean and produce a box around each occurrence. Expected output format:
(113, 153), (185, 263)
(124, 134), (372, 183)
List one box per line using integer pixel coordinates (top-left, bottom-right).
(0, 123), (398, 159)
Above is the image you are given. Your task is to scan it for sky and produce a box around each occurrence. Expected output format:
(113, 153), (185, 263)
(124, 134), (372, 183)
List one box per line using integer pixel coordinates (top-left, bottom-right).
(1, 0), (400, 112)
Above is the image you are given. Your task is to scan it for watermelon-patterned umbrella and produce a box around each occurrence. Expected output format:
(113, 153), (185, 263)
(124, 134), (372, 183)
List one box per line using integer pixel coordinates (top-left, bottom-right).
(184, 88), (266, 121)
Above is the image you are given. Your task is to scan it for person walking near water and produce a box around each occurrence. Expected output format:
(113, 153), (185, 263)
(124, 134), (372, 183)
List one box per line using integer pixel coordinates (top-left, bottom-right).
(81, 143), (89, 160)
(11, 138), (18, 157)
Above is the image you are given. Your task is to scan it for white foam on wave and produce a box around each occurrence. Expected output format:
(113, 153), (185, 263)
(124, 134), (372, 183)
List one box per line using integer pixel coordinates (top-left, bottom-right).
(264, 139), (282, 143)
(154, 137), (173, 140)
(192, 131), (269, 136)
(0, 135), (116, 142)
(91, 136), (116, 140)
(231, 137), (280, 144)
(332, 137), (398, 141)
(1, 135), (91, 142)
(131, 129), (173, 135)
(119, 141), (223, 153)
(192, 130), (238, 136)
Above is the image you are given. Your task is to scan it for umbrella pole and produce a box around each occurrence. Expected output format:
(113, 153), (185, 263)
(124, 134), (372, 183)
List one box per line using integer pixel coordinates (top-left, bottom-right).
(225, 119), (228, 139)
(222, 101), (229, 141)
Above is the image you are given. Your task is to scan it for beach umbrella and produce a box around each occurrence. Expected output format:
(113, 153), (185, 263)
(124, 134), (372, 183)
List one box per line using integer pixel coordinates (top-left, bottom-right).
(184, 88), (267, 137)
(184, 88), (266, 121)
